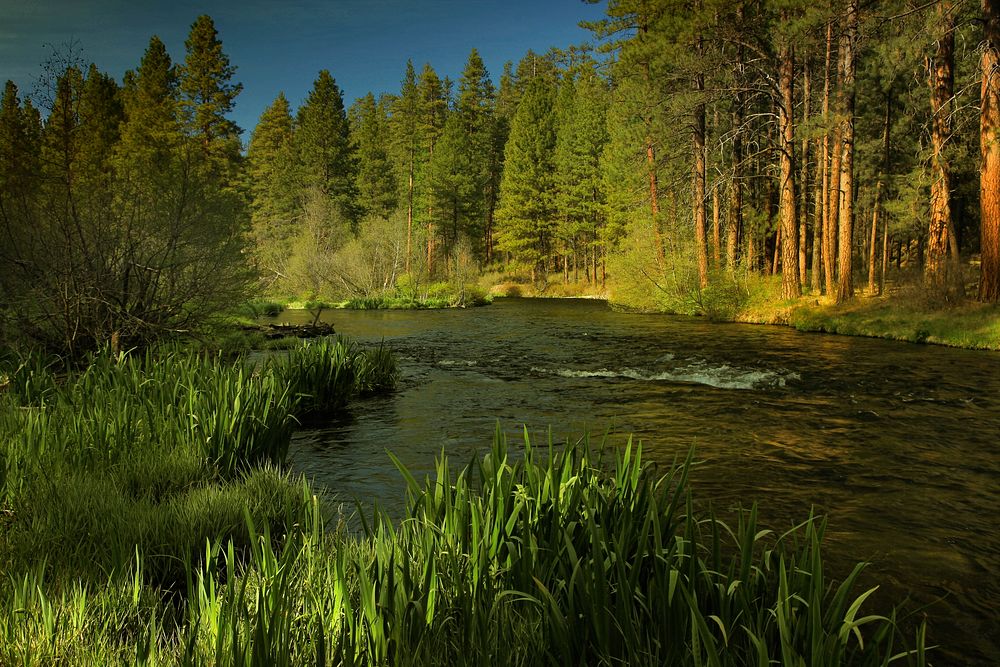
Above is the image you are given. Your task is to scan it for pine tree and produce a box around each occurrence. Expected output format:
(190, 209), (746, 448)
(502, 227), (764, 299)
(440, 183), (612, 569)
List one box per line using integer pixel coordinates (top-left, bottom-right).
(350, 92), (397, 219)
(0, 81), (41, 306)
(453, 49), (496, 260)
(426, 112), (477, 270)
(247, 92), (298, 284)
(296, 70), (358, 227)
(495, 77), (557, 281)
(416, 63), (448, 273)
(118, 37), (180, 169)
(554, 66), (609, 284)
(390, 60), (422, 272)
(179, 14), (242, 154)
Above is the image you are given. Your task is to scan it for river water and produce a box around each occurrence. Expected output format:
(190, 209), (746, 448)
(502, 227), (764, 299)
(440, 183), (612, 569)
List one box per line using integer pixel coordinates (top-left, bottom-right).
(272, 297), (1000, 664)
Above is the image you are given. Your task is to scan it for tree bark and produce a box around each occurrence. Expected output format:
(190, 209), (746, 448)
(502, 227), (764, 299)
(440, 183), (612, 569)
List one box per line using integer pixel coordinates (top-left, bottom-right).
(825, 23), (842, 297)
(694, 71), (709, 288)
(713, 183), (721, 267)
(799, 62), (811, 288)
(868, 180), (883, 295)
(835, 0), (858, 303)
(406, 156), (414, 274)
(778, 38), (800, 297)
(981, 0), (1000, 301)
(728, 109), (744, 270)
(926, 0), (956, 283)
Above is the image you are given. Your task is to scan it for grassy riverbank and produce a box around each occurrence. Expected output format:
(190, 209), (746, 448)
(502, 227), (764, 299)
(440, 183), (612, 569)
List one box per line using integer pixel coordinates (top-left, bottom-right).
(0, 342), (932, 664)
(598, 270), (1000, 351)
(751, 296), (1000, 349)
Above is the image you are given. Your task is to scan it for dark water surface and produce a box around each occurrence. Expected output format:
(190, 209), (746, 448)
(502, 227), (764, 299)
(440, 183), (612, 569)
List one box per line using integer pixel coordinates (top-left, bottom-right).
(273, 297), (1000, 664)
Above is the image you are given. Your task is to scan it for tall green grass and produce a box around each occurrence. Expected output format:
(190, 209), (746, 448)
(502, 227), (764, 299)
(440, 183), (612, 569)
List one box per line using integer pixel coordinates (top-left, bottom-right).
(0, 339), (396, 595)
(43, 431), (924, 666)
(0, 345), (930, 665)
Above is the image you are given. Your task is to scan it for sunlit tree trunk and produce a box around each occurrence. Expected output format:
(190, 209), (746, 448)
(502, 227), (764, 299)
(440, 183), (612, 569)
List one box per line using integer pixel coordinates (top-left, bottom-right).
(712, 107), (722, 269)
(926, 0), (956, 283)
(728, 106), (744, 271)
(779, 37), (800, 298)
(980, 0), (1000, 302)
(835, 0), (858, 303)
(694, 69), (709, 288)
(406, 155), (413, 274)
(869, 90), (891, 296)
(868, 180), (883, 295)
(713, 182), (721, 268)
(825, 20), (842, 296)
(799, 63), (810, 288)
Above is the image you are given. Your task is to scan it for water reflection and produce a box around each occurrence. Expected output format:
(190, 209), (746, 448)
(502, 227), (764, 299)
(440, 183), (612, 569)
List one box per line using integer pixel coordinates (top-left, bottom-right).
(272, 298), (1000, 665)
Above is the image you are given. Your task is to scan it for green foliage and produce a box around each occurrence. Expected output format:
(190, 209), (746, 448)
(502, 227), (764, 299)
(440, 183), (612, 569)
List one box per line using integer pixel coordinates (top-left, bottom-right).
(350, 92), (398, 219)
(296, 70), (358, 225)
(0, 31), (252, 359)
(248, 93), (299, 286)
(0, 430), (928, 665)
(179, 15), (243, 151)
(495, 76), (558, 273)
(0, 341), (397, 598)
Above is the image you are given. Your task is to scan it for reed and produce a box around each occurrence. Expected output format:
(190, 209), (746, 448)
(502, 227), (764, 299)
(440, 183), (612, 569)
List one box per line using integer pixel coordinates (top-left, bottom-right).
(169, 431), (929, 666)
(0, 347), (929, 665)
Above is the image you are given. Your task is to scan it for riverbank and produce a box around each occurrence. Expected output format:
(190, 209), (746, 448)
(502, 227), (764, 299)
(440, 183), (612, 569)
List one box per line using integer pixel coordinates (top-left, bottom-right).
(735, 294), (1000, 350)
(594, 271), (1000, 351)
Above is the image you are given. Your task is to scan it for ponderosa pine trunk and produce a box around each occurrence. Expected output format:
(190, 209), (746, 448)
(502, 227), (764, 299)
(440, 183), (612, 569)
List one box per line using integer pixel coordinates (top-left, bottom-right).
(814, 22), (834, 293)
(870, 90), (891, 295)
(835, 0), (858, 303)
(811, 138), (824, 291)
(980, 0), (1000, 302)
(713, 182), (721, 268)
(406, 155), (413, 274)
(799, 63), (810, 288)
(825, 20), (841, 296)
(728, 106), (744, 271)
(926, 0), (956, 283)
(869, 180), (883, 295)
(779, 38), (800, 298)
(694, 69), (709, 288)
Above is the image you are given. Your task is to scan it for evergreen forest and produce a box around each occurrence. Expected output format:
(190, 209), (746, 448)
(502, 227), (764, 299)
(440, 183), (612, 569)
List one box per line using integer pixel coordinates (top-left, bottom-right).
(3, 2), (1000, 358)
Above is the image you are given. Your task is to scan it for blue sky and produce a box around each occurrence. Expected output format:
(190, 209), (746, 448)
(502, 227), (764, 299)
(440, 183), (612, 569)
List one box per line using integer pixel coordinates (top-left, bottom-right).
(1, 0), (607, 136)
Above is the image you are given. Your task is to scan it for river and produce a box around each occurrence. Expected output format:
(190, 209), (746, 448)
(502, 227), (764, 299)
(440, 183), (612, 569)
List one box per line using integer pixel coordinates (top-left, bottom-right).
(271, 297), (1000, 665)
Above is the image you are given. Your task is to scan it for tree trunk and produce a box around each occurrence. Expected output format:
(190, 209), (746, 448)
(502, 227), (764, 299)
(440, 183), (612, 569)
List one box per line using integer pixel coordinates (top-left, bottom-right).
(981, 0), (1000, 301)
(799, 63), (811, 288)
(712, 182), (721, 268)
(406, 153), (413, 274)
(926, 0), (956, 283)
(868, 180), (883, 294)
(728, 111), (743, 270)
(881, 224), (890, 294)
(426, 220), (434, 276)
(870, 88), (892, 296)
(835, 0), (858, 303)
(826, 126), (842, 295)
(817, 19), (840, 294)
(811, 140), (824, 292)
(638, 34), (664, 268)
(773, 225), (782, 275)
(778, 39), (800, 298)
(694, 70), (709, 288)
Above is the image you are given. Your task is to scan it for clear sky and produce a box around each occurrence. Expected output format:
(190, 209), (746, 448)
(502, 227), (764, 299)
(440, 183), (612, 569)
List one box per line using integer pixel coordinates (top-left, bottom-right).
(1, 0), (607, 137)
